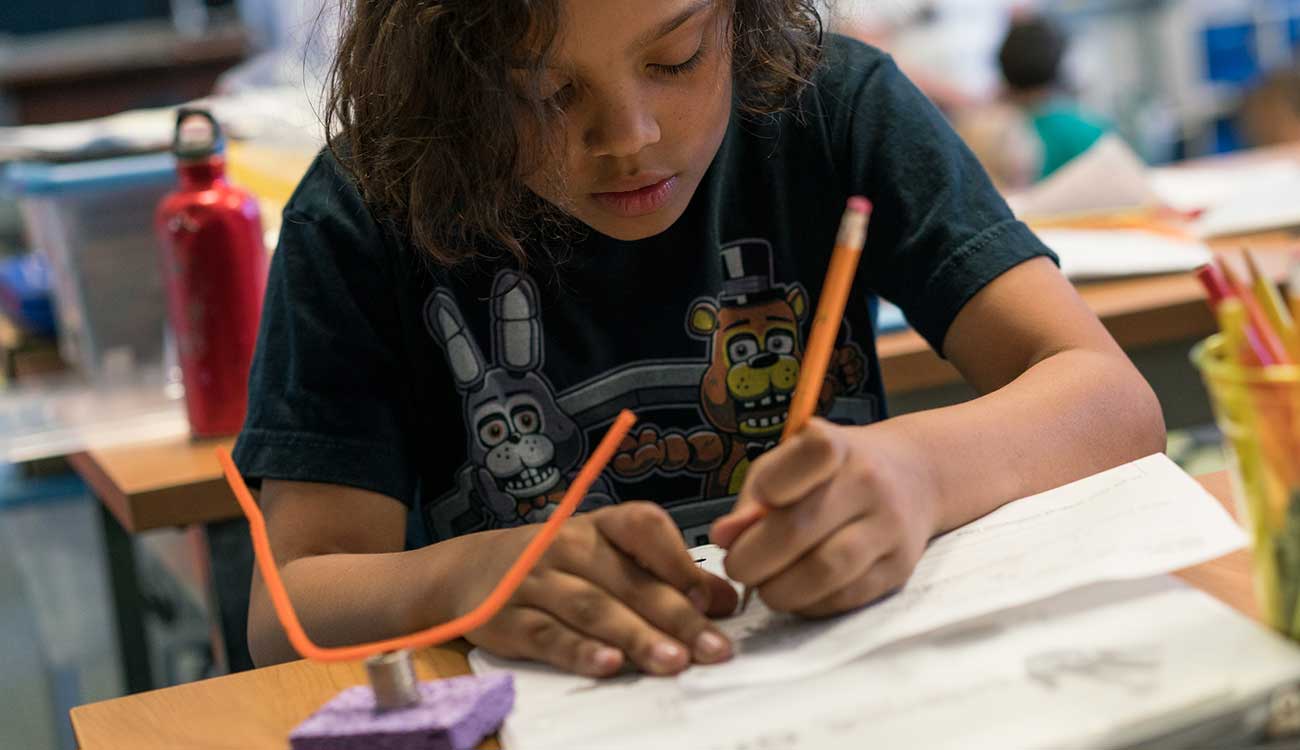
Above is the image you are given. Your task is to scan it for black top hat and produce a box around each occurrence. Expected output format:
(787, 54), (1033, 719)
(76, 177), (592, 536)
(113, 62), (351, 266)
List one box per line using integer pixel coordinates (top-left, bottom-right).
(718, 239), (782, 306)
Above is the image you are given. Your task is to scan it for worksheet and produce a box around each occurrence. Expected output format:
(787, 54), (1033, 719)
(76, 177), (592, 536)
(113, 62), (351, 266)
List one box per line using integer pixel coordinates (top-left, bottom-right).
(471, 455), (1262, 750)
(476, 578), (1300, 750)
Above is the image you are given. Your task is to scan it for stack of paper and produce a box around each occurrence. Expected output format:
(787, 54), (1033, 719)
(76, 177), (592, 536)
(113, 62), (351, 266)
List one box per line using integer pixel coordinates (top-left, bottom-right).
(471, 455), (1300, 750)
(1036, 228), (1212, 281)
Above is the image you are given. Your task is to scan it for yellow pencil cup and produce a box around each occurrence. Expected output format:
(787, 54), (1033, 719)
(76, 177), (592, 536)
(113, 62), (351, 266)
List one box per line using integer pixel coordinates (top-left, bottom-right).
(1194, 335), (1300, 637)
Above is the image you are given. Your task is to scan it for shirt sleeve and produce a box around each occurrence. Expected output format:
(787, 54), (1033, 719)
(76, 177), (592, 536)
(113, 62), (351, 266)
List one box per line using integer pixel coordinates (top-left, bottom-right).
(826, 40), (1059, 355)
(232, 154), (418, 506)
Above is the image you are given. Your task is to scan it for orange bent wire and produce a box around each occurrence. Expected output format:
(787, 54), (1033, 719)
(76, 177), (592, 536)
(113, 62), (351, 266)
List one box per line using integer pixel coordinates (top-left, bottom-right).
(216, 409), (637, 662)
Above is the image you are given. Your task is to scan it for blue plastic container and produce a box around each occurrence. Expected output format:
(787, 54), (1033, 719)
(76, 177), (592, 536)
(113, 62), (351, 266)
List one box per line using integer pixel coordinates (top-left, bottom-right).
(3, 153), (175, 378)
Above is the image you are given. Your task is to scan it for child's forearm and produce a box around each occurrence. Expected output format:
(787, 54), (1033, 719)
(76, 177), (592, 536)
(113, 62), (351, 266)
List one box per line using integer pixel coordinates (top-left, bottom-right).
(875, 347), (1166, 535)
(247, 534), (487, 666)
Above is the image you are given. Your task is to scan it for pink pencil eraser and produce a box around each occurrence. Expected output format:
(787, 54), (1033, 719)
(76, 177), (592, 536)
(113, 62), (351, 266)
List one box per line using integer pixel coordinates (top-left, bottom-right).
(289, 672), (514, 750)
(846, 196), (872, 214)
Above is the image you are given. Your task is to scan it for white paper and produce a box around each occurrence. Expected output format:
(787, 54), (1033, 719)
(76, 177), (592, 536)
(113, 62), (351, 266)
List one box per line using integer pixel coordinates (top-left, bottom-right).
(1192, 169), (1300, 239)
(1149, 161), (1300, 215)
(681, 454), (1245, 691)
(1036, 228), (1212, 281)
(475, 578), (1300, 750)
(1006, 135), (1161, 220)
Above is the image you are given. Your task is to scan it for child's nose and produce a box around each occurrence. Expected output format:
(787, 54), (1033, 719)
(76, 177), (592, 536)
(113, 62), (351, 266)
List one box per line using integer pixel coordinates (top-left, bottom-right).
(585, 92), (661, 158)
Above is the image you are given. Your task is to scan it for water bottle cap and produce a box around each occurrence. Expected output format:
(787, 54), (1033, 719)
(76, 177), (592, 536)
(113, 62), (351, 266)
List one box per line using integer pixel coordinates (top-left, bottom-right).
(173, 108), (226, 160)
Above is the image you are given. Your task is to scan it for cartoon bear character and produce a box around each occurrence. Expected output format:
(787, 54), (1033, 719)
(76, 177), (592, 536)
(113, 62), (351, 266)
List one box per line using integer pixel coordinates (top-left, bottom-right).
(423, 270), (616, 540)
(614, 239), (867, 498)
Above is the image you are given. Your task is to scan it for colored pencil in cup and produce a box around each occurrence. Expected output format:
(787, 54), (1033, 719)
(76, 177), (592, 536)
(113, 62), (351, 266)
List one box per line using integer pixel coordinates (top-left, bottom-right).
(1244, 250), (1300, 360)
(737, 197), (872, 614)
(1217, 256), (1289, 365)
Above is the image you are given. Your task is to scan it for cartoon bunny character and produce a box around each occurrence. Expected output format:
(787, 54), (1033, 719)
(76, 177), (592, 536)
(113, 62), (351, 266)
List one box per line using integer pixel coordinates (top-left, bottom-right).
(423, 270), (617, 540)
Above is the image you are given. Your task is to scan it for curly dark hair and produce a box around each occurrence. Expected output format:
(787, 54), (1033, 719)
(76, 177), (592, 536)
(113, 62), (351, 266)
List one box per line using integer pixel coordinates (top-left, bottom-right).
(324, 0), (823, 266)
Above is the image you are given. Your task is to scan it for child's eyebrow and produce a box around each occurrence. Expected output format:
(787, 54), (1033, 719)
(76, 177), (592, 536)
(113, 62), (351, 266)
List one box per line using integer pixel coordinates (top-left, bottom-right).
(634, 0), (714, 50)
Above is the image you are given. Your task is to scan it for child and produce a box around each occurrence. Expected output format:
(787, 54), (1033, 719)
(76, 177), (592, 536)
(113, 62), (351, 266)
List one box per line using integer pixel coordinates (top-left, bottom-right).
(998, 13), (1110, 179)
(234, 0), (1165, 677)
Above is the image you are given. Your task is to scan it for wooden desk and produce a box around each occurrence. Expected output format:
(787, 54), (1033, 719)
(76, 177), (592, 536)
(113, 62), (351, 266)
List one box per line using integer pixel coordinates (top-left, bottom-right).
(68, 471), (1255, 750)
(69, 437), (235, 534)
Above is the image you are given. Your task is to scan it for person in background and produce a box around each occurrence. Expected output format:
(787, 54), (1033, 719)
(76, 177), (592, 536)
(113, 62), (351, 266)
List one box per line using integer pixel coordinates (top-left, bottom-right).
(1240, 67), (1300, 148)
(999, 13), (1109, 180)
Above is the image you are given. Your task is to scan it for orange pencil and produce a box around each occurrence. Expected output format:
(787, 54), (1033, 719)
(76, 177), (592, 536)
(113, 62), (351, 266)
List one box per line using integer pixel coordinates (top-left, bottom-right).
(738, 197), (872, 613)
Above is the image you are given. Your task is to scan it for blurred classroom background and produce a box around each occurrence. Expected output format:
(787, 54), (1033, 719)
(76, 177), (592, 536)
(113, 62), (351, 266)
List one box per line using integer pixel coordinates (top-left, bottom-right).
(1, 1), (1298, 748)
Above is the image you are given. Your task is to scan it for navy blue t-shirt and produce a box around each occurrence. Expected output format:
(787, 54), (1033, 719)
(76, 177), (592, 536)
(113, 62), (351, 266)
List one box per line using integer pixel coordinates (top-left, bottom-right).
(233, 37), (1056, 547)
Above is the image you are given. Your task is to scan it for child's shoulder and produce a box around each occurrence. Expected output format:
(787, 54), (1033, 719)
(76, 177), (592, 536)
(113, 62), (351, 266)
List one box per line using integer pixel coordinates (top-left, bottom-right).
(283, 147), (369, 224)
(809, 34), (898, 104)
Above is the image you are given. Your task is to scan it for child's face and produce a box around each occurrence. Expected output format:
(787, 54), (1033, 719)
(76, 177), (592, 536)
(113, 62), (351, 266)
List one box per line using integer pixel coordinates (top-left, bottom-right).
(520, 0), (733, 241)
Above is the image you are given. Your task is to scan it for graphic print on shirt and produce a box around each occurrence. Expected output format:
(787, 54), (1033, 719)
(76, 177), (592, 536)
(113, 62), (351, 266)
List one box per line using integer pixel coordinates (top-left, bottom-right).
(611, 239), (870, 497)
(423, 270), (616, 540)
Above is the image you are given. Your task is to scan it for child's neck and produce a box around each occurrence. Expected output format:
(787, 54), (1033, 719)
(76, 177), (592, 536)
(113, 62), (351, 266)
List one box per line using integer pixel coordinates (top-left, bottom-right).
(1007, 86), (1057, 110)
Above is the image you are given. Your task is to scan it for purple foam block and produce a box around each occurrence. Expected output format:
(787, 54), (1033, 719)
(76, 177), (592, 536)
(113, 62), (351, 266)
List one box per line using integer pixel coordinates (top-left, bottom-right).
(289, 672), (514, 750)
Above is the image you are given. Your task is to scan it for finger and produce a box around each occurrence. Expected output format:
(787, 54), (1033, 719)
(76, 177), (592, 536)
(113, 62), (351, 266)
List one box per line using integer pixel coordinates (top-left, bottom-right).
(710, 421), (847, 549)
(796, 553), (908, 619)
(743, 419), (847, 510)
(757, 518), (891, 612)
(478, 607), (624, 677)
(724, 475), (871, 587)
(595, 503), (732, 615)
(542, 571), (701, 675)
(578, 546), (734, 664)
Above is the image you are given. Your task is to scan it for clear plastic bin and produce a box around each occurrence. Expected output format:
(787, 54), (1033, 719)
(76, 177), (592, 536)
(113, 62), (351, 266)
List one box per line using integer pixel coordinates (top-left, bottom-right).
(4, 153), (175, 380)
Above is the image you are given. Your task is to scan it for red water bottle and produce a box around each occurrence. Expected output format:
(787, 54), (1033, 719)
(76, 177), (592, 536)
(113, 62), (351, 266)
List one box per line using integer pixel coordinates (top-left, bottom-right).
(155, 108), (268, 437)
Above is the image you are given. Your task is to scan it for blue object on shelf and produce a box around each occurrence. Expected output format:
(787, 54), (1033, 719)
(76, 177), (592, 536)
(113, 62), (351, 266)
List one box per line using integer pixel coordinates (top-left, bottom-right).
(0, 253), (57, 337)
(1, 152), (175, 197)
(1203, 22), (1259, 85)
(1290, 13), (1300, 50)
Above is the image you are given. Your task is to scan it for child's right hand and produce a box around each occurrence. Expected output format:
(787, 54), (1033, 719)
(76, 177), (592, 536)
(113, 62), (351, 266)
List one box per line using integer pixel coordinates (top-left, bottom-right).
(456, 502), (737, 677)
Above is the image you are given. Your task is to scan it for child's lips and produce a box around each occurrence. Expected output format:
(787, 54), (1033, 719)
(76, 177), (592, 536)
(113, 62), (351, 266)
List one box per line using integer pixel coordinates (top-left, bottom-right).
(590, 175), (678, 218)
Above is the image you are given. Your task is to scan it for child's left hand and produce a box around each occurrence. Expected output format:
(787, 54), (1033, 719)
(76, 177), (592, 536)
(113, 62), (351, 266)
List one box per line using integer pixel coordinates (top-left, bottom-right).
(710, 418), (938, 618)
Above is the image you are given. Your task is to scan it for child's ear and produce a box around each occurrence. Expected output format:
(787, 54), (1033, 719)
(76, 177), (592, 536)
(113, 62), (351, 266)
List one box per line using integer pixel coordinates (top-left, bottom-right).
(787, 286), (808, 321)
(689, 301), (719, 336)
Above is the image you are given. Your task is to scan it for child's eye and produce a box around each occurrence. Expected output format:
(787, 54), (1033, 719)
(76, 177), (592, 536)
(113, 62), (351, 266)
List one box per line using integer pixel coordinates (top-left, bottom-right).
(544, 83), (577, 108)
(650, 43), (705, 77)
